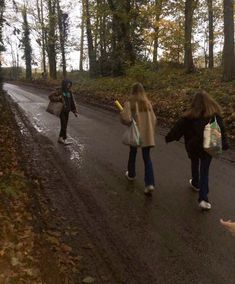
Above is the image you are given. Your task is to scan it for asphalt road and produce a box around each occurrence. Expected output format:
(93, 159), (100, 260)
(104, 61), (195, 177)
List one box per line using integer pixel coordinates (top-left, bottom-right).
(4, 83), (235, 284)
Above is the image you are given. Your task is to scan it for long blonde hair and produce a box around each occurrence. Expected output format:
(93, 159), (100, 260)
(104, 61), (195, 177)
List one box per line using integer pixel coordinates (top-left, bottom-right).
(129, 83), (151, 112)
(184, 90), (222, 119)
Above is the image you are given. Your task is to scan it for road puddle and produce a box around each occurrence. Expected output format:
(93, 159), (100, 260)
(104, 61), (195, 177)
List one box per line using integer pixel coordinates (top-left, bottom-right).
(63, 137), (85, 168)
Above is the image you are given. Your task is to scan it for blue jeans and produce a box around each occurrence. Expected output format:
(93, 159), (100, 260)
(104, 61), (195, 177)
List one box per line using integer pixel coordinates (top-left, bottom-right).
(128, 146), (155, 187)
(191, 153), (212, 202)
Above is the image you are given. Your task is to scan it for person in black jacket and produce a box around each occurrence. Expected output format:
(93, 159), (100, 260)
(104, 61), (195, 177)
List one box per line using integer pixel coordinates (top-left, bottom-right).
(49, 79), (78, 145)
(165, 90), (229, 210)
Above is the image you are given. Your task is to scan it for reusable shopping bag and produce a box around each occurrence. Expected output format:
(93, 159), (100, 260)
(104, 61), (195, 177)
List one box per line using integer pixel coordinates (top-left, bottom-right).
(122, 119), (141, 147)
(46, 101), (63, 117)
(203, 116), (222, 157)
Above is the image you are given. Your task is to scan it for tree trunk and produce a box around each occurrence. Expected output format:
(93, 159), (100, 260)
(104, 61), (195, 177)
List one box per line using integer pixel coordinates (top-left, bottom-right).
(184, 0), (198, 73)
(207, 0), (214, 68)
(107, 0), (135, 76)
(122, 0), (135, 65)
(16, 50), (19, 79)
(40, 0), (47, 76)
(47, 0), (57, 79)
(0, 0), (4, 89)
(99, 12), (108, 75)
(223, 0), (235, 81)
(36, 0), (47, 76)
(153, 0), (163, 65)
(22, 6), (32, 81)
(79, 0), (85, 71)
(57, 0), (67, 78)
(108, 0), (124, 75)
(84, 0), (97, 77)
(94, 2), (99, 58)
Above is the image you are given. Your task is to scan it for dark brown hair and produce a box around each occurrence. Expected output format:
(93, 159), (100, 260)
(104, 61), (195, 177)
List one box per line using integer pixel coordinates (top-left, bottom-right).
(129, 82), (151, 112)
(61, 79), (72, 92)
(184, 90), (222, 119)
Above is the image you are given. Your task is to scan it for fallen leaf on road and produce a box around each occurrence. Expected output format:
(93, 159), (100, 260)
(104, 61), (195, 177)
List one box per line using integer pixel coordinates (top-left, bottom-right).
(83, 243), (93, 250)
(61, 243), (72, 253)
(71, 231), (78, 236)
(47, 230), (61, 238)
(82, 276), (95, 283)
(45, 235), (60, 247)
(11, 257), (20, 267)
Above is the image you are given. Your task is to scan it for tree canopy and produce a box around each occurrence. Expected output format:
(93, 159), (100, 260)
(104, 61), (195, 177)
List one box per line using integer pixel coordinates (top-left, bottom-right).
(0, 0), (234, 81)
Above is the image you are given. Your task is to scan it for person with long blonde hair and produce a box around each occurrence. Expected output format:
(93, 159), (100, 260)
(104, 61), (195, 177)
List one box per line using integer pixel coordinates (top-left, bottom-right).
(120, 83), (156, 195)
(165, 90), (229, 210)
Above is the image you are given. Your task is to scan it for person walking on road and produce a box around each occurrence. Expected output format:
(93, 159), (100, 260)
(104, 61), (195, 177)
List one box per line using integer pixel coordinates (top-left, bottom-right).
(120, 83), (157, 195)
(165, 90), (229, 210)
(49, 79), (78, 145)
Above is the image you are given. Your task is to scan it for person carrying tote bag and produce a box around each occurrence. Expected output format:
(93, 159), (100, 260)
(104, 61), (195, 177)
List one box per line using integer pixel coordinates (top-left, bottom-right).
(48, 79), (78, 145)
(165, 90), (229, 210)
(120, 83), (157, 195)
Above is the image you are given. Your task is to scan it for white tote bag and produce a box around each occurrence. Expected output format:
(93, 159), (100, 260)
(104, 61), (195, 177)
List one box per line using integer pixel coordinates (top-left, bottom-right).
(122, 119), (141, 147)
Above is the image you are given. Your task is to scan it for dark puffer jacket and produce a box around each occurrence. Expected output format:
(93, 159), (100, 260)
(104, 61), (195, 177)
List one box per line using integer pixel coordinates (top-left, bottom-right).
(165, 115), (229, 159)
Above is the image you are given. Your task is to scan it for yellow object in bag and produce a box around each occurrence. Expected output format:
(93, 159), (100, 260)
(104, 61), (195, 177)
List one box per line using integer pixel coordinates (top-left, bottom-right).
(114, 100), (124, 112)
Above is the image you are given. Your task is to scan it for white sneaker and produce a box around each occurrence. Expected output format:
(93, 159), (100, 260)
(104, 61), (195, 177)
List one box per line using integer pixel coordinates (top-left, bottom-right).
(189, 179), (200, 192)
(63, 139), (71, 146)
(199, 201), (212, 210)
(58, 137), (71, 145)
(125, 171), (135, 181)
(144, 185), (154, 195)
(58, 137), (65, 144)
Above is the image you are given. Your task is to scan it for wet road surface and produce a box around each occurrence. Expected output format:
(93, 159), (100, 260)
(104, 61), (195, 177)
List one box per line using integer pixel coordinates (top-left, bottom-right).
(4, 83), (235, 284)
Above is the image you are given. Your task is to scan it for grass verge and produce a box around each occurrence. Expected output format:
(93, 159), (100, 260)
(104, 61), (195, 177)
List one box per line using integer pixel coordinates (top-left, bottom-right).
(15, 66), (235, 141)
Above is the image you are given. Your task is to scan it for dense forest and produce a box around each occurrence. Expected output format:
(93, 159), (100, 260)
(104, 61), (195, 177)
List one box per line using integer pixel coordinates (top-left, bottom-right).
(0, 0), (235, 82)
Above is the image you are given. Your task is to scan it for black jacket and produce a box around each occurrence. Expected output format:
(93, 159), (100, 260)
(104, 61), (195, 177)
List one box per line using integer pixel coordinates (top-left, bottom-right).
(165, 115), (229, 158)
